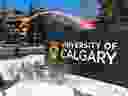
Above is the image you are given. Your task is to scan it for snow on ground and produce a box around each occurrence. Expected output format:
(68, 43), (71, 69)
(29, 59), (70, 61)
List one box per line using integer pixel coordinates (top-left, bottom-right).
(5, 80), (74, 96)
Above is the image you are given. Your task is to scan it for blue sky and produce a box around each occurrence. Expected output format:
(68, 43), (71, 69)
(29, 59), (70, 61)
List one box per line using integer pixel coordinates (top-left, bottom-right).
(0, 0), (96, 16)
